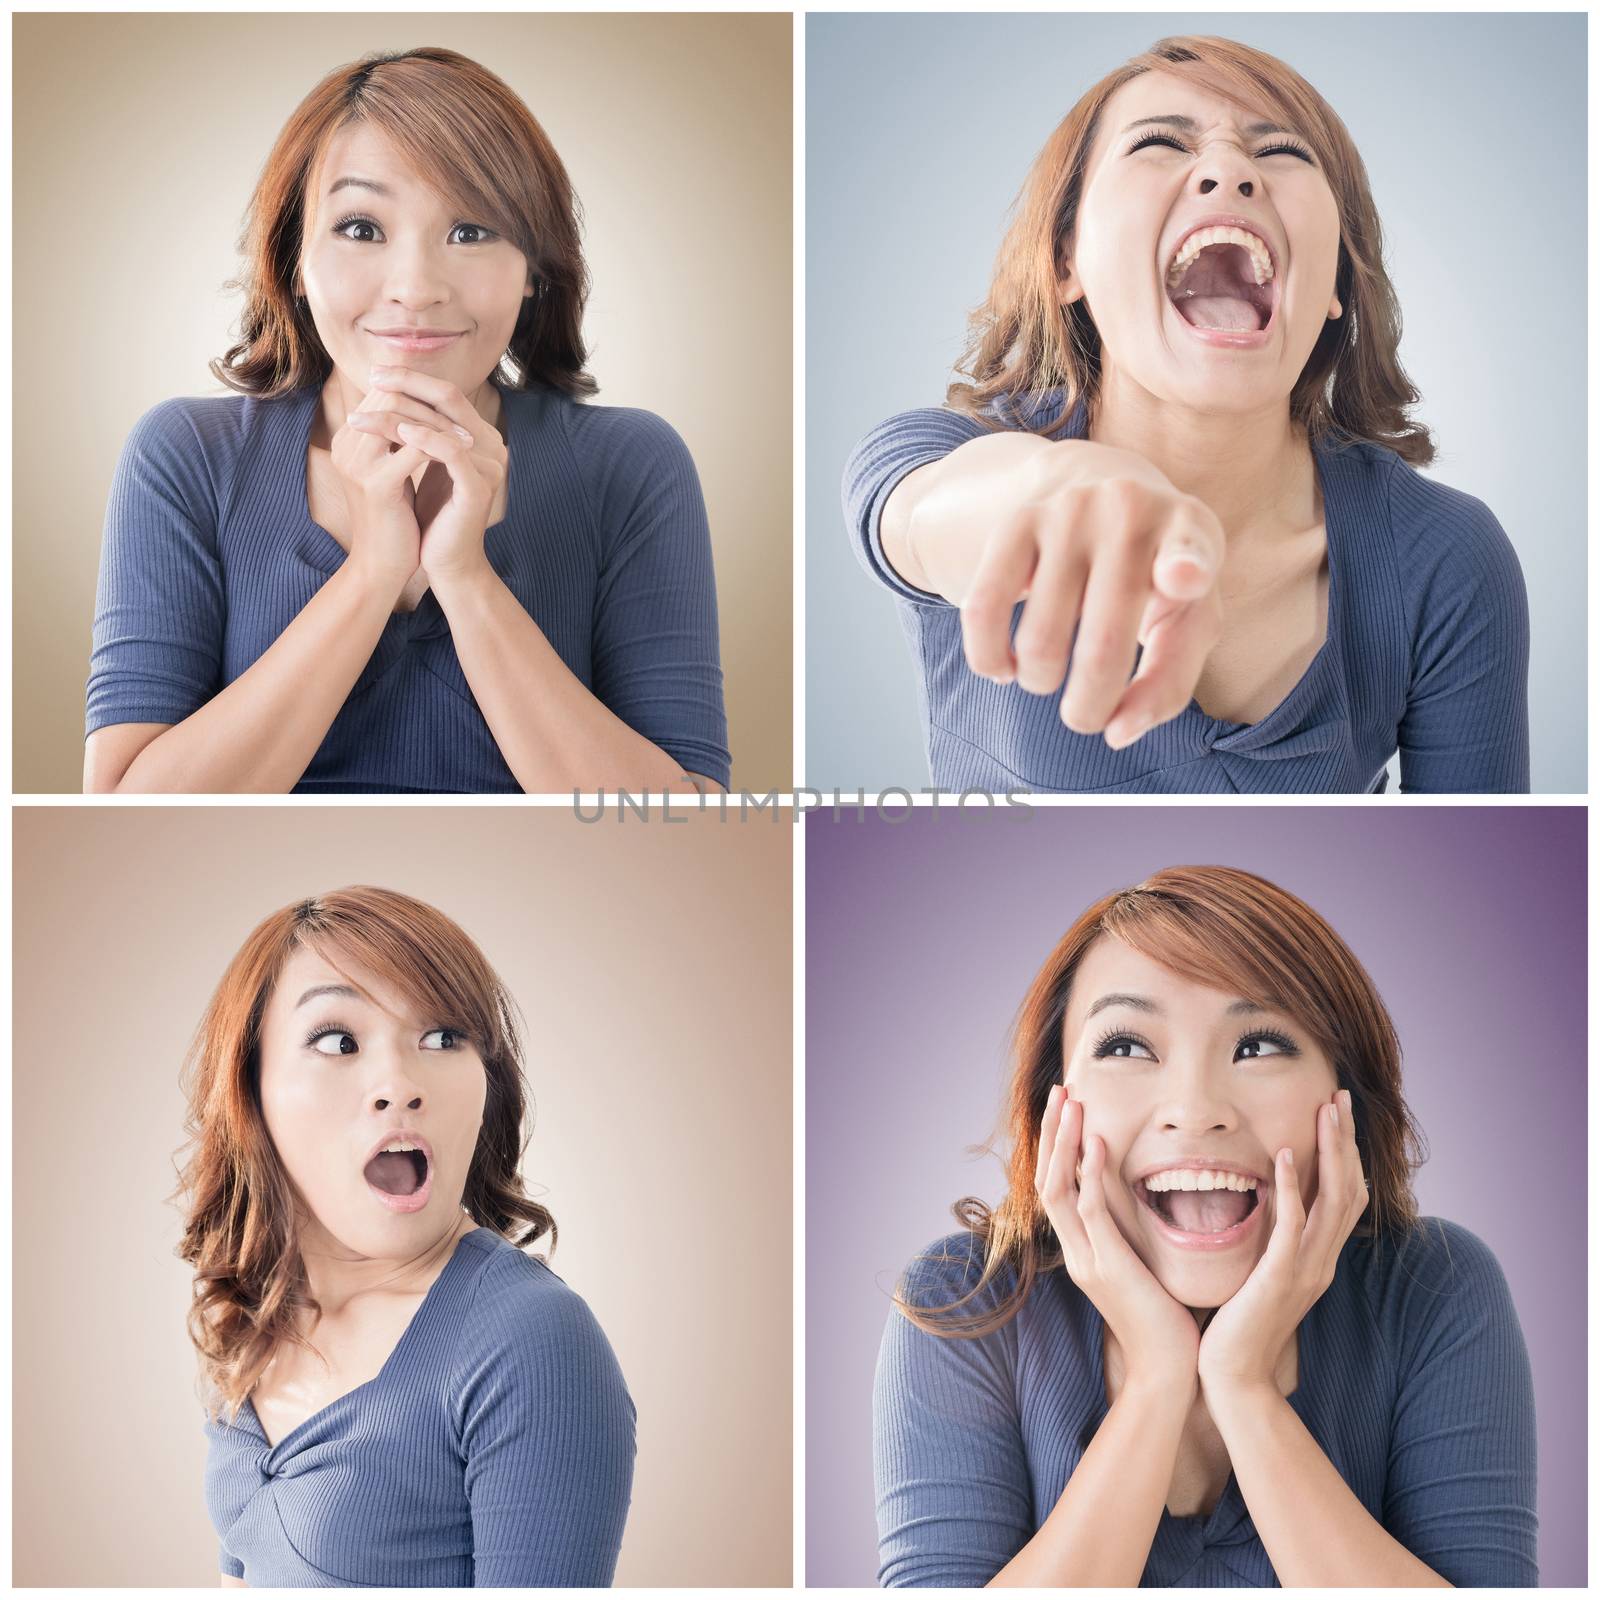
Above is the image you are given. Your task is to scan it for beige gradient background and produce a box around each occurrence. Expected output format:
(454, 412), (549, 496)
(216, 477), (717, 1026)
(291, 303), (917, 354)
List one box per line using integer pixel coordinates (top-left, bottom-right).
(13, 806), (793, 1586)
(14, 13), (792, 793)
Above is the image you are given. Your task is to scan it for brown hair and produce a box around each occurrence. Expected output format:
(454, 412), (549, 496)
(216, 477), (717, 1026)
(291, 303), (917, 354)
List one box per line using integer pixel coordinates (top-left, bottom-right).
(899, 865), (1427, 1338)
(171, 886), (556, 1426)
(948, 36), (1435, 466)
(210, 46), (594, 400)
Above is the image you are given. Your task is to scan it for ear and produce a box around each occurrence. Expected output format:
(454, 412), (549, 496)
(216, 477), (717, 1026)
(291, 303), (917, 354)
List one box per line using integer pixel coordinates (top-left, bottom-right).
(1327, 294), (1343, 319)
(1057, 264), (1086, 309)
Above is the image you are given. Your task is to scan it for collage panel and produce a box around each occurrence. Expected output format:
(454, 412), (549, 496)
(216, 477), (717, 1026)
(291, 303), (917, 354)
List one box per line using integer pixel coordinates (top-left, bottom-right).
(17, 13), (791, 797)
(808, 13), (1583, 795)
(13, 805), (792, 1586)
(806, 802), (1582, 1585)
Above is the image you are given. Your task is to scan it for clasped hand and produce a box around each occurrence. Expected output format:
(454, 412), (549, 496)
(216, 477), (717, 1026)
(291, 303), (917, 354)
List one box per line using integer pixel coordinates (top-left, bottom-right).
(345, 365), (509, 584)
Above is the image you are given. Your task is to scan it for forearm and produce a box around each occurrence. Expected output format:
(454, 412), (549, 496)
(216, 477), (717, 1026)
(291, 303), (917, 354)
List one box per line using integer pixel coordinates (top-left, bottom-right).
(114, 561), (401, 793)
(988, 1377), (1190, 1587)
(1207, 1382), (1451, 1587)
(433, 562), (710, 794)
(883, 432), (1065, 601)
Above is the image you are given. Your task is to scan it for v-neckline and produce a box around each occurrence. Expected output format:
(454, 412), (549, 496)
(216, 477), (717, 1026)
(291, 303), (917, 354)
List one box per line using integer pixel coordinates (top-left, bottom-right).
(244, 1226), (485, 1457)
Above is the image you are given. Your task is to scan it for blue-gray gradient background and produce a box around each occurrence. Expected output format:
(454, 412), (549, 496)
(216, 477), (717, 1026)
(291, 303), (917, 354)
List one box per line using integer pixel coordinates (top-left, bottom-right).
(806, 14), (1586, 794)
(805, 805), (1585, 1584)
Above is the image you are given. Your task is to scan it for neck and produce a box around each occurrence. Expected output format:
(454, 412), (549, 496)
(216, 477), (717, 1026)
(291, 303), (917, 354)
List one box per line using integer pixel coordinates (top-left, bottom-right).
(1087, 373), (1315, 548)
(295, 1209), (473, 1321)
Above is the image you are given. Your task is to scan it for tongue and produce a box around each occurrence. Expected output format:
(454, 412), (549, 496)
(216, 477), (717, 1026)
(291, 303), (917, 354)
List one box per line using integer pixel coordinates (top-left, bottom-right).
(1165, 1188), (1252, 1234)
(1177, 295), (1261, 332)
(365, 1151), (421, 1196)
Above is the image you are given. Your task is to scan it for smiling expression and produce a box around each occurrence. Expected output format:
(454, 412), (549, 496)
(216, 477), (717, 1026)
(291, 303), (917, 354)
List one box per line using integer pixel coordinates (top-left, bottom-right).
(1058, 68), (1343, 416)
(1062, 936), (1338, 1307)
(256, 945), (487, 1256)
(296, 121), (533, 395)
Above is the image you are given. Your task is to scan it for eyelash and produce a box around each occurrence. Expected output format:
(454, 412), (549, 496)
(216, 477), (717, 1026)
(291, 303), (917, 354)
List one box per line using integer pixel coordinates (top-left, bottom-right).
(302, 1020), (469, 1053)
(1090, 1024), (1302, 1061)
(1128, 131), (1315, 164)
(330, 212), (496, 246)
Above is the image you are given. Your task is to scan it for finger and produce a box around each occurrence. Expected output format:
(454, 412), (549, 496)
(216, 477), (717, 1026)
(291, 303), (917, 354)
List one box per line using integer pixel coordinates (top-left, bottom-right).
(1075, 1131), (1131, 1269)
(960, 523), (1037, 682)
(350, 393), (475, 446)
(1101, 590), (1221, 748)
(1012, 533), (1088, 695)
(1300, 1097), (1347, 1265)
(369, 366), (481, 435)
(1341, 1088), (1370, 1219)
(395, 420), (477, 467)
(1046, 1099), (1091, 1260)
(1034, 1084), (1064, 1194)
(1261, 1145), (1304, 1274)
(1059, 548), (1148, 734)
(1151, 500), (1224, 602)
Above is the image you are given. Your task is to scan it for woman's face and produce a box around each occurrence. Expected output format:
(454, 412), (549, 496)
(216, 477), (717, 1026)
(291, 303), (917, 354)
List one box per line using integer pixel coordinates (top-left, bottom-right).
(1061, 935), (1338, 1309)
(256, 944), (488, 1259)
(297, 121), (533, 395)
(1060, 68), (1343, 420)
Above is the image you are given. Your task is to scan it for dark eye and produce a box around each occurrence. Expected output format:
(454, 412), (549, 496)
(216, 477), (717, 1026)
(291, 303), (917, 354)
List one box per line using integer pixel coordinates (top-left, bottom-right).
(1234, 1030), (1299, 1061)
(310, 1030), (358, 1056)
(420, 1028), (466, 1051)
(1093, 1031), (1156, 1061)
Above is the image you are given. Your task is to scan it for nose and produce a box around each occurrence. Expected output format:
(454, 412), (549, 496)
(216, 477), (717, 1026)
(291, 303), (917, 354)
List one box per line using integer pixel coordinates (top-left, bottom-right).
(1191, 135), (1256, 199)
(380, 241), (453, 309)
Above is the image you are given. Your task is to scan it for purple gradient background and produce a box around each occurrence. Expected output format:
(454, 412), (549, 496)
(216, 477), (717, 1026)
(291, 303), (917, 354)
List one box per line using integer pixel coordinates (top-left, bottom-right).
(805, 805), (1584, 1586)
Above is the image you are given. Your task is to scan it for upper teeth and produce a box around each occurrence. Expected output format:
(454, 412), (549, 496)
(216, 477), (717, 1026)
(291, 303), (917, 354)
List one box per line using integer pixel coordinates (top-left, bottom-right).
(1167, 226), (1274, 288)
(1143, 1168), (1258, 1192)
(379, 1142), (422, 1156)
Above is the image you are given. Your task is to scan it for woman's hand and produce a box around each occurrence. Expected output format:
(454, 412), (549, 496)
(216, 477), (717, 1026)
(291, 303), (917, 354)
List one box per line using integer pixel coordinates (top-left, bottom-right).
(329, 377), (430, 594)
(346, 366), (510, 587)
(1197, 1088), (1369, 1397)
(905, 434), (1226, 747)
(1036, 1083), (1201, 1396)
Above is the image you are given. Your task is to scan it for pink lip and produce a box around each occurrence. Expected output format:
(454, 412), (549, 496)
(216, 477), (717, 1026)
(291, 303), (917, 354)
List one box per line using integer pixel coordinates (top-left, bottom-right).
(1162, 214), (1281, 350)
(368, 330), (463, 351)
(1136, 1181), (1266, 1251)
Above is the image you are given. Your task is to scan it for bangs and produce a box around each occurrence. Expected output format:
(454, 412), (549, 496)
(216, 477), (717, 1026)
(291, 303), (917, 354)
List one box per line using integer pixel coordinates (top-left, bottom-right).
(1098, 889), (1331, 1045)
(285, 890), (516, 1060)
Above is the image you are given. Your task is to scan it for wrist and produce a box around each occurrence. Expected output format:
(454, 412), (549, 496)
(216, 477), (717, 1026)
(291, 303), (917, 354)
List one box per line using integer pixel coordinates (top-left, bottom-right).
(428, 554), (500, 607)
(339, 554), (411, 608)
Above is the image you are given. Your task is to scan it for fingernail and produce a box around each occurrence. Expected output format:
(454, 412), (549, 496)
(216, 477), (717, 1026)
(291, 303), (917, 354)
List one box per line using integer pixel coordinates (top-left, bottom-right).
(348, 411), (372, 426)
(1330, 1102), (1339, 1129)
(1341, 1089), (1352, 1116)
(453, 425), (474, 442)
(1104, 715), (1149, 750)
(1284, 1147), (1295, 1168)
(369, 366), (395, 384)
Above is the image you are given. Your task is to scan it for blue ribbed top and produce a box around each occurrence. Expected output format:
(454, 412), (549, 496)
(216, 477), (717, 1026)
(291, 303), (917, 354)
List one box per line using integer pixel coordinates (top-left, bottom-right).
(843, 397), (1529, 793)
(90, 380), (731, 792)
(203, 1227), (635, 1586)
(874, 1217), (1538, 1587)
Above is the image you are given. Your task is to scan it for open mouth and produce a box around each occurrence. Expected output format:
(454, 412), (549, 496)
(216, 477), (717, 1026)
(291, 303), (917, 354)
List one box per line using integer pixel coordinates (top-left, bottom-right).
(364, 1148), (431, 1203)
(1166, 240), (1276, 335)
(1136, 1178), (1261, 1244)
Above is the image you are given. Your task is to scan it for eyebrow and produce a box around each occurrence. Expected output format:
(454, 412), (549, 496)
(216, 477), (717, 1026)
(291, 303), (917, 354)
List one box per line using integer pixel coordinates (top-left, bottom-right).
(1084, 992), (1270, 1019)
(294, 983), (364, 1009)
(327, 175), (393, 198)
(1121, 114), (1294, 139)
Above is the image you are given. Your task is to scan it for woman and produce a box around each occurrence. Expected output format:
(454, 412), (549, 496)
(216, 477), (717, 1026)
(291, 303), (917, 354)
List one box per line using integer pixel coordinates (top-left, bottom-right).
(87, 46), (729, 794)
(874, 866), (1537, 1586)
(178, 887), (634, 1585)
(844, 36), (1528, 793)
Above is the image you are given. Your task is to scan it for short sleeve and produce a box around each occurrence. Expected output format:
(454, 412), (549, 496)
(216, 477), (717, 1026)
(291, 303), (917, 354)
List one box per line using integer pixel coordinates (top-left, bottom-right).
(1394, 479), (1530, 792)
(456, 1271), (636, 1586)
(841, 408), (988, 607)
(873, 1234), (1030, 1587)
(1381, 1220), (1539, 1585)
(86, 397), (226, 736)
(219, 1541), (244, 1580)
(575, 406), (731, 788)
